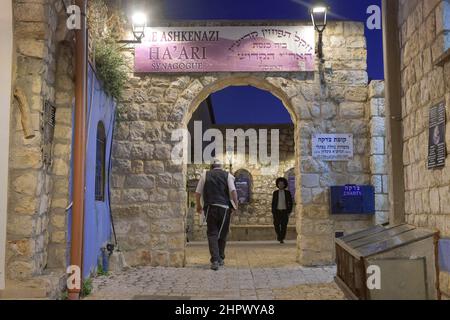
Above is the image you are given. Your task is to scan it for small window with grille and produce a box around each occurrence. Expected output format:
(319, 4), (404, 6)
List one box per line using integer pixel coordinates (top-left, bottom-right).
(95, 122), (106, 202)
(42, 100), (56, 168)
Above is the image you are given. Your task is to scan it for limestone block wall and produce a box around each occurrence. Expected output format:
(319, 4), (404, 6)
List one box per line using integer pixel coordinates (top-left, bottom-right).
(111, 21), (375, 267)
(6, 0), (72, 281)
(397, 0), (450, 298)
(186, 125), (296, 241)
(0, 0), (14, 290)
(368, 81), (389, 224)
(46, 41), (74, 270)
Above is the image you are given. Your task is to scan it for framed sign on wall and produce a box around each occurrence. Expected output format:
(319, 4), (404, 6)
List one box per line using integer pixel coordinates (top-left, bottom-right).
(235, 178), (250, 204)
(427, 101), (447, 169)
(135, 26), (315, 73)
(330, 185), (375, 215)
(312, 134), (354, 161)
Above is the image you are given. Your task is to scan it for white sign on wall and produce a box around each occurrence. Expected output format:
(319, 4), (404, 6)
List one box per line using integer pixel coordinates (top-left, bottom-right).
(312, 134), (354, 161)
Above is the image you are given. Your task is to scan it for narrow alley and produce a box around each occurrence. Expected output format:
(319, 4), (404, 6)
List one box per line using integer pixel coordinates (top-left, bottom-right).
(86, 242), (344, 300)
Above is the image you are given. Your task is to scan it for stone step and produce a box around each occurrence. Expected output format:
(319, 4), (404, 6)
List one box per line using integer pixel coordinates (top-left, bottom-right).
(189, 225), (297, 242)
(0, 286), (49, 299)
(0, 279), (50, 299)
(0, 270), (66, 300)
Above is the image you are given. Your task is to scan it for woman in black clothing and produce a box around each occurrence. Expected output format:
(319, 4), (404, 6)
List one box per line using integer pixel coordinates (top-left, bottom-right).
(271, 177), (293, 244)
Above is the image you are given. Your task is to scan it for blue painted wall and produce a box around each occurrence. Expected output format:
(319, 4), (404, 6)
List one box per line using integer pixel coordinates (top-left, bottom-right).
(67, 64), (116, 279)
(82, 65), (116, 278)
(439, 239), (450, 273)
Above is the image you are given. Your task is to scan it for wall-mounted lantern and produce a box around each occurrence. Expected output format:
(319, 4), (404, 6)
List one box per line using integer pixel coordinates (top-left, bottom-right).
(131, 12), (147, 42)
(118, 12), (147, 44)
(226, 146), (234, 173)
(310, 4), (329, 62)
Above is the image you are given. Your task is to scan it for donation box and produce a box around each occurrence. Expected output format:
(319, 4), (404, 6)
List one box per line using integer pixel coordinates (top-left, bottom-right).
(330, 185), (375, 215)
(335, 224), (439, 300)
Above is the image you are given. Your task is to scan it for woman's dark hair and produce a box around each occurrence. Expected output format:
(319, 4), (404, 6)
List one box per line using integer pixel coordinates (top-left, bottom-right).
(276, 177), (288, 189)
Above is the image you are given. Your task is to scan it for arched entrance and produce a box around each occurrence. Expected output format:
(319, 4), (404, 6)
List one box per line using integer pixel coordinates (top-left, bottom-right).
(184, 84), (299, 266)
(180, 75), (325, 266)
(110, 20), (373, 271)
(111, 72), (346, 268)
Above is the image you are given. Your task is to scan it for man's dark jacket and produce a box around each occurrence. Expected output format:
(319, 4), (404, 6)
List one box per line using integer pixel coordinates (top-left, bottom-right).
(271, 190), (293, 214)
(203, 169), (232, 208)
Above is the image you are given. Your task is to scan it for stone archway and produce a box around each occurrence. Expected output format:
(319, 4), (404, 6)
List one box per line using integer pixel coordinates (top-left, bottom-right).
(183, 75), (305, 261)
(184, 79), (299, 246)
(112, 72), (339, 267)
(111, 22), (373, 269)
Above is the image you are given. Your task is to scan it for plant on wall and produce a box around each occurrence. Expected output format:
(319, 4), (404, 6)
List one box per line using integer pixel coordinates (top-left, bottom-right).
(88, 0), (129, 100)
(81, 278), (93, 297)
(94, 39), (128, 100)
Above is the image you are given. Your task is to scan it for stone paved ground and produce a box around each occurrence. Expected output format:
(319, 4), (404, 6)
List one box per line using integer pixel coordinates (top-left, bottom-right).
(86, 242), (345, 300)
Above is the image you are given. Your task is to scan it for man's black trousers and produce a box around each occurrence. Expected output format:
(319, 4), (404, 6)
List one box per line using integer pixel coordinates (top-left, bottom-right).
(205, 205), (231, 263)
(273, 210), (290, 241)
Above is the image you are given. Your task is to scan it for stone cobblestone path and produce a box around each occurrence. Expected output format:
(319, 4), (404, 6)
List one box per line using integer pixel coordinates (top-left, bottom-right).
(86, 242), (345, 300)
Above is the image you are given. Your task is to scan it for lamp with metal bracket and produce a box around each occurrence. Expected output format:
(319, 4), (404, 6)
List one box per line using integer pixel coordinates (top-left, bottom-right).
(310, 4), (329, 62)
(117, 12), (147, 44)
(226, 146), (234, 173)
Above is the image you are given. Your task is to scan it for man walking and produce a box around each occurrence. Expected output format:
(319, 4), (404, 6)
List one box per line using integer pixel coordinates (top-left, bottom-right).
(271, 177), (293, 244)
(195, 159), (239, 271)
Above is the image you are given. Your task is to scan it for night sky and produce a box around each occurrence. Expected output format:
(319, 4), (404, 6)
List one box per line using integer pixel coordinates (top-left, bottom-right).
(164, 0), (384, 124)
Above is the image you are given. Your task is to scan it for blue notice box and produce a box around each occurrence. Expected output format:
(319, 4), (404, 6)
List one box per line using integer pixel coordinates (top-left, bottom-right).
(330, 185), (375, 215)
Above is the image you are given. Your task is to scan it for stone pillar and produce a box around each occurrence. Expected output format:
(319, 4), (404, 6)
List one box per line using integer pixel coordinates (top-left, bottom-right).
(0, 0), (14, 290)
(47, 42), (74, 269)
(111, 74), (188, 268)
(297, 21), (373, 266)
(368, 81), (389, 224)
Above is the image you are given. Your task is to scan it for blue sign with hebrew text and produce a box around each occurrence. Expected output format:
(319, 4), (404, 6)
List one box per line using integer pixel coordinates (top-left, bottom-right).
(330, 185), (375, 215)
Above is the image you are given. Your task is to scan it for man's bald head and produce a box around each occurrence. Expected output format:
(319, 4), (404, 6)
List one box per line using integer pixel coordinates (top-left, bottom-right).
(210, 158), (223, 170)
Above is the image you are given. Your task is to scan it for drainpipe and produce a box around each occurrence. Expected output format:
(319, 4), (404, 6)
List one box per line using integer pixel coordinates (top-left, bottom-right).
(68, 0), (87, 300)
(382, 0), (405, 225)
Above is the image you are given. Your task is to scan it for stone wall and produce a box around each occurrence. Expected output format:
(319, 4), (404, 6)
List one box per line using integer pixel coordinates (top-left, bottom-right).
(111, 21), (376, 267)
(47, 40), (74, 270)
(0, 0), (14, 291)
(368, 81), (389, 225)
(186, 125), (296, 241)
(6, 0), (73, 288)
(398, 0), (450, 298)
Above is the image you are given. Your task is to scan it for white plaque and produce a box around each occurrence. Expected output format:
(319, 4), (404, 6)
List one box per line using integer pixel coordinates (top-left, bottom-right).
(312, 134), (354, 161)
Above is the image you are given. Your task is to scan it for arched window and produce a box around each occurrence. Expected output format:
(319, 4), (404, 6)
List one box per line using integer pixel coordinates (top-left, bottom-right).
(234, 169), (252, 205)
(285, 168), (296, 199)
(95, 122), (106, 201)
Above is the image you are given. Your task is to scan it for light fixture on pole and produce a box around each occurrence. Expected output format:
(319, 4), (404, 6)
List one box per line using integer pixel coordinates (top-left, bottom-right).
(226, 146), (234, 173)
(310, 4), (329, 62)
(118, 12), (147, 44)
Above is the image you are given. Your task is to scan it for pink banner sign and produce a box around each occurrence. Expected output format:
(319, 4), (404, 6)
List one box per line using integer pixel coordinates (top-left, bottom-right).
(135, 26), (315, 73)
